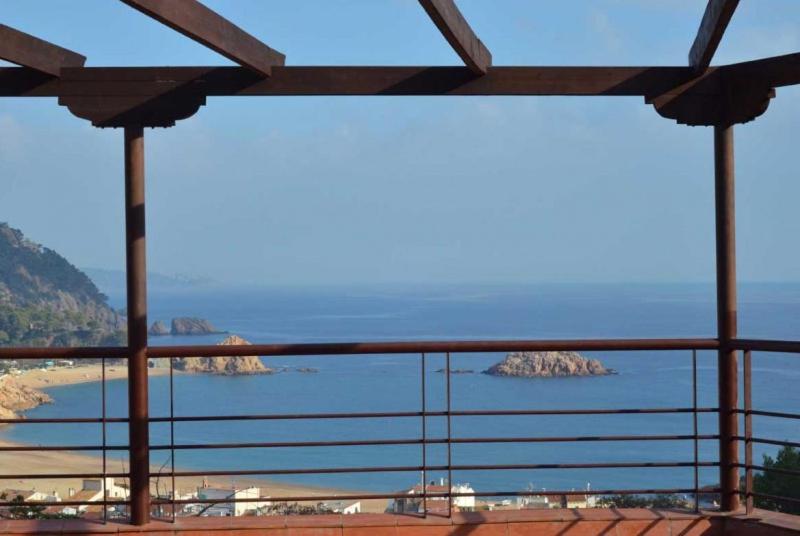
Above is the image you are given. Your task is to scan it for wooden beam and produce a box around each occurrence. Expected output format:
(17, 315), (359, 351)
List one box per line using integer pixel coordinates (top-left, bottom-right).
(0, 24), (85, 76)
(689, 0), (740, 71)
(1, 65), (702, 98)
(419, 0), (491, 75)
(119, 0), (285, 76)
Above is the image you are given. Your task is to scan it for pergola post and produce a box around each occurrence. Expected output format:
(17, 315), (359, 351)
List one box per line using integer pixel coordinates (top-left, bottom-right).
(714, 124), (740, 512)
(124, 126), (150, 524)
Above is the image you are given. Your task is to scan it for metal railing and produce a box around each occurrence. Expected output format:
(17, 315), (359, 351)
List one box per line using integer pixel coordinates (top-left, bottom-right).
(0, 337), (728, 522)
(731, 339), (800, 514)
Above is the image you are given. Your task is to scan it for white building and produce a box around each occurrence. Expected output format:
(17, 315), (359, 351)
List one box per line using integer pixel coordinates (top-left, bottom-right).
(196, 486), (270, 517)
(63, 478), (128, 515)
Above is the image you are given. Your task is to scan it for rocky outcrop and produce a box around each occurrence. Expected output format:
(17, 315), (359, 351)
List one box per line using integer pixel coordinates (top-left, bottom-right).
(435, 368), (475, 374)
(174, 335), (272, 375)
(0, 377), (52, 420)
(170, 317), (223, 336)
(483, 351), (612, 378)
(148, 321), (169, 336)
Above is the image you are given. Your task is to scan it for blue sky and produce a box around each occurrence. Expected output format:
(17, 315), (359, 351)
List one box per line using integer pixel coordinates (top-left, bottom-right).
(1, 1), (799, 285)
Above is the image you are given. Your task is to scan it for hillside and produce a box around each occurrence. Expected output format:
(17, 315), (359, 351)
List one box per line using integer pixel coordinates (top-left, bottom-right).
(0, 223), (125, 347)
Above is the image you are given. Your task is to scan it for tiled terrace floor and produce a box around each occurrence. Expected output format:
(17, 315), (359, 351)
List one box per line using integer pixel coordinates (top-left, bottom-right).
(2, 508), (799, 535)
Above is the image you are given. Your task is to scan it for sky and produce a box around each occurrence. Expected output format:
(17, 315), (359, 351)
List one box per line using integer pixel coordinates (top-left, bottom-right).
(1, 1), (799, 286)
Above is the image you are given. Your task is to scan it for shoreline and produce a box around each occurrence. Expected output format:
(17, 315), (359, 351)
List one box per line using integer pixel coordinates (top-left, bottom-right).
(9, 363), (172, 391)
(1, 365), (389, 513)
(0, 438), (387, 512)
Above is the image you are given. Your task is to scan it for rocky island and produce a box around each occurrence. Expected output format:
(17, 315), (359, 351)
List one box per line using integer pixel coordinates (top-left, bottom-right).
(170, 317), (224, 336)
(483, 351), (612, 378)
(174, 335), (273, 375)
(148, 320), (169, 336)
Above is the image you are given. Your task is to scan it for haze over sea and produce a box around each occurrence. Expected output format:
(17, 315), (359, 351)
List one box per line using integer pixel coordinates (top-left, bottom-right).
(3, 282), (800, 496)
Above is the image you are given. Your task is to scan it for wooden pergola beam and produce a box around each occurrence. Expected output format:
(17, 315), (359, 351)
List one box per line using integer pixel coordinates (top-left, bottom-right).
(689, 0), (740, 71)
(0, 24), (85, 76)
(418, 0), (491, 75)
(120, 0), (285, 77)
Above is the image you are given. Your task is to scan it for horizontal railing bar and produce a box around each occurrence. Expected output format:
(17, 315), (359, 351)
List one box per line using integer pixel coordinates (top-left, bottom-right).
(148, 338), (720, 358)
(0, 347), (128, 359)
(154, 461), (719, 478)
(151, 438), (428, 450)
(151, 488), (714, 506)
(732, 339), (800, 353)
(155, 465), (440, 477)
(150, 411), (437, 422)
(737, 409), (800, 420)
(451, 461), (720, 470)
(0, 499), (129, 507)
(150, 407), (718, 423)
(746, 491), (800, 504)
(151, 433), (718, 451)
(736, 436), (800, 448)
(0, 472), (128, 479)
(450, 434), (719, 444)
(0, 417), (129, 424)
(0, 444), (128, 452)
(737, 463), (800, 477)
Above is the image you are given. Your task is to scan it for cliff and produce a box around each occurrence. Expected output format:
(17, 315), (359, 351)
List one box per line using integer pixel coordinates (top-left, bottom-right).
(483, 351), (611, 378)
(170, 317), (222, 335)
(0, 377), (52, 420)
(0, 223), (125, 347)
(174, 335), (272, 375)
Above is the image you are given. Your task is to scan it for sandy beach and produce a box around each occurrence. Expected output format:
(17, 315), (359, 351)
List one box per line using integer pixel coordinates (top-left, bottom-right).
(1, 365), (389, 513)
(10, 363), (172, 390)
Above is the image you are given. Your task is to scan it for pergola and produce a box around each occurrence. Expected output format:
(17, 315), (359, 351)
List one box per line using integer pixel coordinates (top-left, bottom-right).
(1, 0), (797, 527)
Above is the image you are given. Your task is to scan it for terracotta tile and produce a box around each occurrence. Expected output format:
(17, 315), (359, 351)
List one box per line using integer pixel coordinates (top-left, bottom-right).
(504, 509), (565, 522)
(286, 528), (342, 536)
(572, 509), (626, 521)
(615, 519), (671, 536)
(508, 521), (565, 536)
(445, 524), (507, 536)
(669, 518), (720, 536)
(4, 519), (64, 535)
(60, 520), (121, 534)
(341, 514), (398, 527)
(286, 515), (343, 529)
(558, 520), (618, 535)
(343, 527), (396, 536)
(396, 527), (453, 536)
(450, 511), (506, 525)
(395, 514), (453, 526)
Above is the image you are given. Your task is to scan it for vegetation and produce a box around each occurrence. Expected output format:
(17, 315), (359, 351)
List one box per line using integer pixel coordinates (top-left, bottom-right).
(597, 494), (688, 509)
(0, 222), (125, 348)
(752, 446), (800, 514)
(0, 493), (77, 520)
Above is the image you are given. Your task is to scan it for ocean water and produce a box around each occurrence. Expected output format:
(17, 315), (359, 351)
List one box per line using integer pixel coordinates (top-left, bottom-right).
(3, 283), (800, 496)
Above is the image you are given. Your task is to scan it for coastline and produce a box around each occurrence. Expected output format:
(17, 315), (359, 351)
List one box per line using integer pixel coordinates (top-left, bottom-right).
(1, 365), (389, 513)
(10, 363), (173, 390)
(0, 438), (387, 512)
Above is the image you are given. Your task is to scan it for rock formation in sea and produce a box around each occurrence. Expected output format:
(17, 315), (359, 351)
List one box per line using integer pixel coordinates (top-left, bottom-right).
(483, 351), (611, 378)
(0, 377), (52, 421)
(435, 368), (475, 374)
(174, 335), (272, 375)
(148, 321), (169, 336)
(170, 317), (223, 335)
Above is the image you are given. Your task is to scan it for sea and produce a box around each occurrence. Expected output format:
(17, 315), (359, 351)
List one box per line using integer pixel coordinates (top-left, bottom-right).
(2, 282), (799, 497)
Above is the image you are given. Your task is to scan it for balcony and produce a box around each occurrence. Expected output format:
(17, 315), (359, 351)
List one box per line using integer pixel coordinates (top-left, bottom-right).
(0, 338), (798, 535)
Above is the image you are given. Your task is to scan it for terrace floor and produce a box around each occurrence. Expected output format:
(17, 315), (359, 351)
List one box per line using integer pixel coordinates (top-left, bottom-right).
(3, 508), (799, 535)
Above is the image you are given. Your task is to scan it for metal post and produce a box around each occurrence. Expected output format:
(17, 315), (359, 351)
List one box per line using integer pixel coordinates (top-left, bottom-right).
(125, 125), (150, 524)
(692, 350), (699, 512)
(714, 124), (739, 512)
(744, 350), (753, 514)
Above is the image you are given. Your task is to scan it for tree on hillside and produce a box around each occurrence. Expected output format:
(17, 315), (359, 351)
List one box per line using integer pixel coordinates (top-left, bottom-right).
(753, 446), (800, 514)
